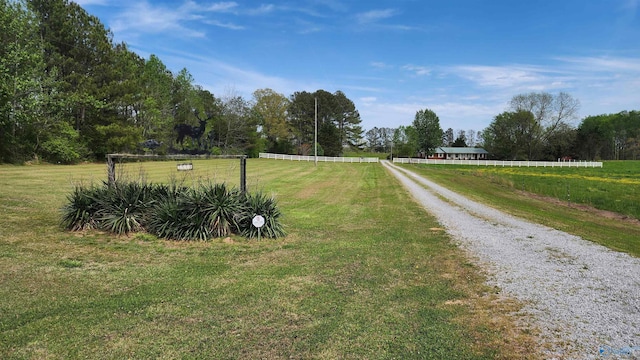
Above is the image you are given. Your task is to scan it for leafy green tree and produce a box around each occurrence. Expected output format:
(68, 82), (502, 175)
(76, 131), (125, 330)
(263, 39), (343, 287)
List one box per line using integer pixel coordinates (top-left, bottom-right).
(288, 91), (315, 151)
(108, 43), (144, 125)
(575, 111), (640, 160)
(412, 108), (443, 157)
(94, 122), (143, 155)
(252, 88), (291, 153)
(215, 94), (258, 154)
(452, 134), (467, 147)
(89, 42), (146, 158)
(171, 68), (197, 126)
(318, 121), (341, 156)
(288, 89), (363, 155)
(365, 127), (393, 152)
(138, 55), (174, 149)
(39, 121), (83, 163)
(542, 122), (576, 160)
(28, 0), (118, 159)
(483, 110), (537, 160)
(575, 115), (612, 160)
(391, 126), (418, 157)
(1, 0), (44, 162)
(333, 90), (364, 148)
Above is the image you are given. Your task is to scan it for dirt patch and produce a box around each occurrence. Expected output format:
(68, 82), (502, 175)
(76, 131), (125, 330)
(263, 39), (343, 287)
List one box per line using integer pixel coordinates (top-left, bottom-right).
(517, 190), (640, 226)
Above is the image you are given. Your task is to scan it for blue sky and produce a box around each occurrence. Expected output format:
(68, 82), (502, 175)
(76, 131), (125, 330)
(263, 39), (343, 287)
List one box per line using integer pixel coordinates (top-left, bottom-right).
(76, 0), (640, 132)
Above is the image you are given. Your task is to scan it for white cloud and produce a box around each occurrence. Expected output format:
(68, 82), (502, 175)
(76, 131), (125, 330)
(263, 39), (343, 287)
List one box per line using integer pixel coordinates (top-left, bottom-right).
(204, 20), (245, 30)
(112, 3), (203, 37)
(357, 97), (506, 132)
(356, 9), (398, 24)
(247, 4), (275, 16)
(111, 2), (200, 37)
(206, 2), (239, 12)
(344, 85), (385, 93)
(155, 51), (314, 101)
(357, 100), (416, 128)
(359, 96), (377, 104)
(402, 64), (431, 76)
(451, 65), (549, 89)
(435, 55), (640, 125)
(370, 62), (392, 69)
(110, 1), (246, 38)
(556, 56), (640, 72)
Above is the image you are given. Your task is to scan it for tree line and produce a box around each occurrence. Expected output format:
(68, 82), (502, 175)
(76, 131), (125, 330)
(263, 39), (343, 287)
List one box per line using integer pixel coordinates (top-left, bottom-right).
(368, 92), (639, 161)
(0, 0), (364, 164)
(3, 1), (637, 164)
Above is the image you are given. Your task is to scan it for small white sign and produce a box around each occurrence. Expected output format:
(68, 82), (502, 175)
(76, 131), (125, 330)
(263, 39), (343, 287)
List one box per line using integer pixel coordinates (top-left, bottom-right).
(252, 215), (265, 228)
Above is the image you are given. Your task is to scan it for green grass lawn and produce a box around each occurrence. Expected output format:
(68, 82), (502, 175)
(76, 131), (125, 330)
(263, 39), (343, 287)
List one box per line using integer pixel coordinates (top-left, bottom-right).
(400, 161), (640, 257)
(0, 160), (536, 359)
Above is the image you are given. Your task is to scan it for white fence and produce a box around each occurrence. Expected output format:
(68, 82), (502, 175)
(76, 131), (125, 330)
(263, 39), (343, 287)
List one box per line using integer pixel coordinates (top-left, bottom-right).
(392, 158), (603, 168)
(259, 153), (379, 163)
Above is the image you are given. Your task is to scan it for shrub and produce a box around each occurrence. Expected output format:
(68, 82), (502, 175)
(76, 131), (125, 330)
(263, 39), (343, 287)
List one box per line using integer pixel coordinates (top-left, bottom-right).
(239, 191), (286, 239)
(61, 180), (286, 240)
(147, 195), (188, 240)
(199, 183), (245, 238)
(96, 181), (153, 235)
(61, 185), (104, 231)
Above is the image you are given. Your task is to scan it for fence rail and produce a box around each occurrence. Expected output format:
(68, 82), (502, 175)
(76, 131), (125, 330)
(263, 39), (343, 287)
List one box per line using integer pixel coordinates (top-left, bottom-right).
(392, 158), (603, 168)
(259, 153), (379, 163)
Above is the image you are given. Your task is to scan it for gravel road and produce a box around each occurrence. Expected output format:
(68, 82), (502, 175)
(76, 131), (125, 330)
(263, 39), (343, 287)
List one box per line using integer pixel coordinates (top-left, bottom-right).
(382, 161), (640, 360)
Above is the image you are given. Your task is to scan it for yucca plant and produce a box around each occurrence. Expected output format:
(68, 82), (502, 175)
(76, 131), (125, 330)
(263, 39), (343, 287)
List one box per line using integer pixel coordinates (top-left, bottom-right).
(60, 185), (103, 231)
(146, 195), (187, 240)
(62, 179), (285, 241)
(144, 182), (191, 239)
(239, 191), (286, 239)
(171, 187), (209, 241)
(195, 182), (244, 238)
(96, 181), (153, 235)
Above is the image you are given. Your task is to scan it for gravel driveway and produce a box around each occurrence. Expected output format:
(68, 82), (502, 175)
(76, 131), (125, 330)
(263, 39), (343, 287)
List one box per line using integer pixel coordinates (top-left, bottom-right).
(382, 161), (640, 360)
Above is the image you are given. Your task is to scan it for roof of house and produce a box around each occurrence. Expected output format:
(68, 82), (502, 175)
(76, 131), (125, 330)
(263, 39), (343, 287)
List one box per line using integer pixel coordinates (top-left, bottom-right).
(436, 147), (489, 154)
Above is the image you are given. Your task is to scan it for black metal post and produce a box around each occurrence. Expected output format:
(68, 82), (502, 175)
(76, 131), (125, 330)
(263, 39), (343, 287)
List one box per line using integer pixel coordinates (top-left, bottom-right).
(240, 156), (247, 193)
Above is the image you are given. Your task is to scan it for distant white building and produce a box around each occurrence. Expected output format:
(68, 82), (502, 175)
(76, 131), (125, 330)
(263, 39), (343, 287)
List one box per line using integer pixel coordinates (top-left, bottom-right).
(428, 147), (489, 160)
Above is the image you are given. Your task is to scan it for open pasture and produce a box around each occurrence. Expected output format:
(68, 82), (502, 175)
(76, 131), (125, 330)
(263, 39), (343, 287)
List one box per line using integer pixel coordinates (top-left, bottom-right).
(0, 160), (535, 359)
(477, 161), (639, 219)
(403, 161), (640, 256)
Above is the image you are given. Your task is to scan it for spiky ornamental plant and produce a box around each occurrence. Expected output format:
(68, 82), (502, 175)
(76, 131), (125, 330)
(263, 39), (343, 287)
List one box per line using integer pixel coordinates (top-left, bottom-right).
(174, 187), (209, 241)
(96, 181), (153, 235)
(62, 179), (285, 241)
(61, 185), (104, 231)
(196, 182), (244, 238)
(239, 191), (286, 239)
(146, 194), (185, 240)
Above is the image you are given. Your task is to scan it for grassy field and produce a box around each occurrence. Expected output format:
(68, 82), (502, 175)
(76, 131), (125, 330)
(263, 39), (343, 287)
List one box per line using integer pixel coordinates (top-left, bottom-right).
(0, 160), (536, 359)
(400, 161), (640, 257)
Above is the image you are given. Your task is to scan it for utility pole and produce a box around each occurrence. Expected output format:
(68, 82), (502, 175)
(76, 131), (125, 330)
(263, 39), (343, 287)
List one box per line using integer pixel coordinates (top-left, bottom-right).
(314, 97), (318, 167)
